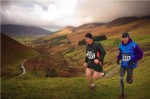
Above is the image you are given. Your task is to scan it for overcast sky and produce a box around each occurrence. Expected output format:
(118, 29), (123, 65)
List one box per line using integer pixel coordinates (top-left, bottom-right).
(1, 0), (150, 31)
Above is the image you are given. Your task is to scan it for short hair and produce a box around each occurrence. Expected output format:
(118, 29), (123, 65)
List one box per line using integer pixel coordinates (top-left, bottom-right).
(85, 33), (92, 39)
(122, 32), (130, 38)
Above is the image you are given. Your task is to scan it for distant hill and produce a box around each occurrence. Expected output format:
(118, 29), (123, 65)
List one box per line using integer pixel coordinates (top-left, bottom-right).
(55, 23), (104, 35)
(1, 33), (38, 77)
(1, 24), (53, 37)
(55, 15), (150, 36)
(55, 26), (75, 34)
(106, 15), (150, 27)
(74, 23), (105, 32)
(106, 16), (138, 27)
(34, 15), (150, 45)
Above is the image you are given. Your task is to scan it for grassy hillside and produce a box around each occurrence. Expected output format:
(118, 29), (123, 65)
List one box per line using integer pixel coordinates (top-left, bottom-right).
(2, 26), (150, 99)
(1, 33), (38, 77)
(1, 55), (150, 99)
(1, 17), (150, 99)
(53, 20), (150, 75)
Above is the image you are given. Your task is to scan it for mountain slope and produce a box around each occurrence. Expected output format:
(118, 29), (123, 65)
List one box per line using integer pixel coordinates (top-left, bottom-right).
(106, 16), (139, 27)
(2, 28), (150, 98)
(1, 56), (150, 99)
(1, 15), (150, 99)
(106, 16), (150, 27)
(72, 23), (105, 33)
(1, 24), (53, 36)
(1, 33), (38, 77)
(67, 17), (150, 44)
(36, 16), (150, 45)
(55, 26), (75, 34)
(53, 23), (104, 35)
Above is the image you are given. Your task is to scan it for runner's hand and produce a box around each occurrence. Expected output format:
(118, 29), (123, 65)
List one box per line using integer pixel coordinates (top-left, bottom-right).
(83, 63), (88, 68)
(116, 60), (120, 65)
(128, 60), (135, 66)
(94, 59), (99, 64)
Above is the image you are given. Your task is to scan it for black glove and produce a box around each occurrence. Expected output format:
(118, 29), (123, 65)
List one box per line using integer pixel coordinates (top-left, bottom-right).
(128, 60), (136, 66)
(116, 60), (120, 65)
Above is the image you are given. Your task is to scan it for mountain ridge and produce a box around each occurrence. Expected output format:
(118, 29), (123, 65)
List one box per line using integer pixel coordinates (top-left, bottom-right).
(1, 24), (53, 36)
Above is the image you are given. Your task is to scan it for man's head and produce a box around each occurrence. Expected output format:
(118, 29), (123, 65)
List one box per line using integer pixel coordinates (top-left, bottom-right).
(85, 33), (93, 45)
(122, 32), (130, 44)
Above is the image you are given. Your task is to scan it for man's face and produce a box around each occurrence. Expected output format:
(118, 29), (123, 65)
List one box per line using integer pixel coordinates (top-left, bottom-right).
(85, 37), (92, 45)
(122, 37), (129, 44)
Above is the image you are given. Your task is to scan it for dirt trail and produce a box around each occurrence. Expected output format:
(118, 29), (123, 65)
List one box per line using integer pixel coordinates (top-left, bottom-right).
(17, 59), (26, 77)
(105, 65), (120, 77)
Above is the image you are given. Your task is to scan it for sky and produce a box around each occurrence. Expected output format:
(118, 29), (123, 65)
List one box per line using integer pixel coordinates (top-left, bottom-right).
(1, 0), (150, 31)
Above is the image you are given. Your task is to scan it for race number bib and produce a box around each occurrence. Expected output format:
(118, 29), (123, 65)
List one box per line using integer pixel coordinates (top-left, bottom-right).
(122, 54), (131, 61)
(86, 51), (95, 59)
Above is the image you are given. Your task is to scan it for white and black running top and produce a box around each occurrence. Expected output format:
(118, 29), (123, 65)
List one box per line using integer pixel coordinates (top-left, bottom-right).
(85, 41), (106, 65)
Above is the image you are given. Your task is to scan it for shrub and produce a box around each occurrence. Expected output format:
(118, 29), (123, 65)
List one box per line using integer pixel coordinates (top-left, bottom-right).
(78, 35), (107, 45)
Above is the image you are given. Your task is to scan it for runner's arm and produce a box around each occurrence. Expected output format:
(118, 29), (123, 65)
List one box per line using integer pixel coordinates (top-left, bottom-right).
(117, 48), (122, 60)
(96, 43), (106, 61)
(85, 49), (88, 63)
(133, 45), (143, 62)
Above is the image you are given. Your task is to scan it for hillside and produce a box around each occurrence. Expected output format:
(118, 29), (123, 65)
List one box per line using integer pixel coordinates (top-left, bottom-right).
(35, 16), (150, 45)
(106, 16), (139, 27)
(1, 56), (150, 99)
(2, 32), (150, 98)
(1, 33), (38, 77)
(1, 15), (150, 98)
(52, 23), (104, 35)
(33, 16), (150, 54)
(1, 24), (53, 36)
(56, 26), (75, 34)
(1, 33), (81, 78)
(74, 23), (105, 32)
(30, 16), (150, 77)
(67, 17), (150, 44)
(31, 16), (150, 70)
(1, 24), (53, 43)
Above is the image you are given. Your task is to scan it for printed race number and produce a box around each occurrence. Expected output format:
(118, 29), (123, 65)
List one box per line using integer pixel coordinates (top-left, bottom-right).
(86, 51), (95, 59)
(122, 54), (131, 61)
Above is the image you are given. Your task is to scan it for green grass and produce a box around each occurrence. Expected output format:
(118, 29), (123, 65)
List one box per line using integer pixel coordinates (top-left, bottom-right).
(125, 56), (150, 99)
(129, 24), (150, 44)
(131, 34), (150, 44)
(13, 35), (45, 44)
(63, 46), (85, 66)
(1, 75), (119, 99)
(100, 38), (121, 47)
(1, 55), (150, 99)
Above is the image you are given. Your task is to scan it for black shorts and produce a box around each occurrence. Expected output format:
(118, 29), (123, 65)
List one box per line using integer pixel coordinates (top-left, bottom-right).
(87, 61), (103, 72)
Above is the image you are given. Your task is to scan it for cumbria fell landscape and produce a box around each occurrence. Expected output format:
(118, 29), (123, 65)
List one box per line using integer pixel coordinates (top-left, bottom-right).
(1, 15), (150, 99)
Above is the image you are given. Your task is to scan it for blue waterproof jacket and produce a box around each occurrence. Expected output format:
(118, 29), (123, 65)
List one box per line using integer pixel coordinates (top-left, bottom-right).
(117, 38), (143, 68)
(119, 41), (138, 68)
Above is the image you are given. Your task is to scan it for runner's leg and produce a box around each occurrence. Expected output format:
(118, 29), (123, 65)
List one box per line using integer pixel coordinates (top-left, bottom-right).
(93, 71), (104, 80)
(120, 67), (126, 94)
(86, 68), (94, 86)
(126, 68), (134, 84)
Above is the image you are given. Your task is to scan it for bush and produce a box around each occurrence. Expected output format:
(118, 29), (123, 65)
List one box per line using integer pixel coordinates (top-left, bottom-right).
(78, 35), (107, 45)
(93, 35), (107, 41)
(78, 40), (86, 45)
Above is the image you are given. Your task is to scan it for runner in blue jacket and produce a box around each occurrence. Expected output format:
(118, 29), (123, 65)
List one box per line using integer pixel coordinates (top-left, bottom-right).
(116, 32), (143, 98)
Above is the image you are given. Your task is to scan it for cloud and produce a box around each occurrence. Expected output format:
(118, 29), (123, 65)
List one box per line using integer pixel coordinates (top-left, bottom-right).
(75, 0), (150, 24)
(1, 0), (150, 31)
(1, 0), (78, 30)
